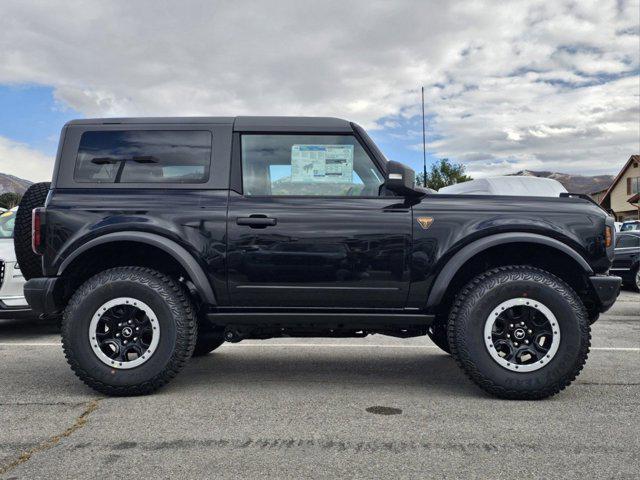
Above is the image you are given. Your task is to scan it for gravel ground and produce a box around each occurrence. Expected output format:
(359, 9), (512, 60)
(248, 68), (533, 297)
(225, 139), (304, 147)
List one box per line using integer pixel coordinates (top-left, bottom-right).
(0, 290), (638, 479)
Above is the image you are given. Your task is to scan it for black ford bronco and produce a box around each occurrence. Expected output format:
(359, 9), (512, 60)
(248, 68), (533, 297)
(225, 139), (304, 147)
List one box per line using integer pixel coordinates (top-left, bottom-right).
(16, 116), (621, 399)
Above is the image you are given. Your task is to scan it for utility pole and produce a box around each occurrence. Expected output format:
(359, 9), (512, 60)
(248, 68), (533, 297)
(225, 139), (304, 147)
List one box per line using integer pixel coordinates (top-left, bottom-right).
(421, 86), (427, 187)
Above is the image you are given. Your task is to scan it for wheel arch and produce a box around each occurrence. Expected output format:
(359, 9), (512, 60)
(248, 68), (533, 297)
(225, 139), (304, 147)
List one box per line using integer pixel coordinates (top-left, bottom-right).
(426, 233), (594, 311)
(58, 231), (216, 305)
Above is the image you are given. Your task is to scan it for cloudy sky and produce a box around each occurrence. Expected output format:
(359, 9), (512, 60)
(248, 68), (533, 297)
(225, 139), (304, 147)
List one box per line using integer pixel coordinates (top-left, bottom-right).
(0, 0), (638, 182)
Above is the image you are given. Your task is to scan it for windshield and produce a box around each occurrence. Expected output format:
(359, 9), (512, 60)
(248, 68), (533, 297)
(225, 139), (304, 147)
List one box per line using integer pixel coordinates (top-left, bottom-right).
(0, 210), (16, 238)
(621, 222), (640, 231)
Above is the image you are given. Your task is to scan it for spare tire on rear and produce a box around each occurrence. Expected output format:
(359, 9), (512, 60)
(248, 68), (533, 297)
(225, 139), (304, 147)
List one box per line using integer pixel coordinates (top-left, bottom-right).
(14, 182), (50, 280)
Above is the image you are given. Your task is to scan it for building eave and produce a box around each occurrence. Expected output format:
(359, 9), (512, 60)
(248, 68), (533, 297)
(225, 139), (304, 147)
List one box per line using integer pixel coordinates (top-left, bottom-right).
(599, 154), (640, 206)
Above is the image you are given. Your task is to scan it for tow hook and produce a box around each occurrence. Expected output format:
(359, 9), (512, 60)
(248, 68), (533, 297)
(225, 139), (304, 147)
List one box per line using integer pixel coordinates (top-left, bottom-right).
(223, 328), (244, 343)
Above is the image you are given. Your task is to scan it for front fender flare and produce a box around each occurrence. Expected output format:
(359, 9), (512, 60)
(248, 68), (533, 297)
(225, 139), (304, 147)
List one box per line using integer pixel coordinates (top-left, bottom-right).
(425, 232), (593, 308)
(58, 231), (217, 305)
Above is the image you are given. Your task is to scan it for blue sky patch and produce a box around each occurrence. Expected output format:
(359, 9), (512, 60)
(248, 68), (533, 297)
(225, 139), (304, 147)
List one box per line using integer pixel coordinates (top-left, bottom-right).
(0, 85), (80, 155)
(0, 85), (449, 177)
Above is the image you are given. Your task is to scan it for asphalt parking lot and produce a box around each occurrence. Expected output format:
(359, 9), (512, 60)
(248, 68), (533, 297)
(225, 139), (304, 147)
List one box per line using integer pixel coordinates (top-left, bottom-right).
(0, 291), (638, 479)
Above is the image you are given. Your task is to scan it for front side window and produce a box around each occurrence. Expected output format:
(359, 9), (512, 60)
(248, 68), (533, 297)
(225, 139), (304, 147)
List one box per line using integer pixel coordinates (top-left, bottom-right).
(75, 130), (212, 183)
(241, 134), (384, 196)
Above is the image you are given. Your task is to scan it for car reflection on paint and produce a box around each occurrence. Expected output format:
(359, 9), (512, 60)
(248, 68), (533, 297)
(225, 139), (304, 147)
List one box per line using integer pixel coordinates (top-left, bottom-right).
(240, 242), (351, 282)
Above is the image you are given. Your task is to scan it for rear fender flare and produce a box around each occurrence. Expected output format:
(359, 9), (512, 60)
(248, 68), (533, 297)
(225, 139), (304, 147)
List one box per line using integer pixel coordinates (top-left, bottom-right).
(58, 231), (216, 305)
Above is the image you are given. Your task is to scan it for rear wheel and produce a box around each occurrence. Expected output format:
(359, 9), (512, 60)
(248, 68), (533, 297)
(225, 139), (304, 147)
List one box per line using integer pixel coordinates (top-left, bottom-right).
(14, 182), (50, 280)
(62, 267), (197, 396)
(448, 265), (590, 400)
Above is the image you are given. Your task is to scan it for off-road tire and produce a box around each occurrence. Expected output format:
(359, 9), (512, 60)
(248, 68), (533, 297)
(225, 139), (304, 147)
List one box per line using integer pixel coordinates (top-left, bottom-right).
(448, 265), (590, 400)
(427, 317), (451, 354)
(62, 267), (197, 396)
(631, 266), (640, 292)
(14, 182), (50, 280)
(192, 323), (225, 357)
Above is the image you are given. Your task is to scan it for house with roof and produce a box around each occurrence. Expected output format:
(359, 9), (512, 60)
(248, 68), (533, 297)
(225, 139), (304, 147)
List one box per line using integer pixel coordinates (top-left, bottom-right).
(599, 155), (640, 221)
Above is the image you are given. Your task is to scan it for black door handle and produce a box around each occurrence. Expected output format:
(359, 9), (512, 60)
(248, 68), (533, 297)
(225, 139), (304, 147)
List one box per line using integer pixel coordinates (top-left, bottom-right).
(236, 215), (277, 228)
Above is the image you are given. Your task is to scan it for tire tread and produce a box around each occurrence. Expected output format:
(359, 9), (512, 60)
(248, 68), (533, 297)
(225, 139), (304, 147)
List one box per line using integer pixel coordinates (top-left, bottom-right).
(61, 266), (197, 396)
(14, 182), (50, 280)
(447, 265), (591, 400)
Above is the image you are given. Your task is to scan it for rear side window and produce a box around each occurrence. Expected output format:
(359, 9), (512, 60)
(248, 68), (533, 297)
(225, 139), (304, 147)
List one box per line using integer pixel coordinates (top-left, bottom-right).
(74, 130), (212, 183)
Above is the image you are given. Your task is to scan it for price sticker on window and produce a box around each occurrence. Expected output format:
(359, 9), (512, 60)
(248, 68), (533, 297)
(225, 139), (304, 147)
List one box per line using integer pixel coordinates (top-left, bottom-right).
(291, 145), (354, 183)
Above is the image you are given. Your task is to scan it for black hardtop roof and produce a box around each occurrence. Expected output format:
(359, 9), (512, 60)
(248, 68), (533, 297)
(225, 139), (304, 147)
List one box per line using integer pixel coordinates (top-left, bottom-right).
(64, 116), (354, 132)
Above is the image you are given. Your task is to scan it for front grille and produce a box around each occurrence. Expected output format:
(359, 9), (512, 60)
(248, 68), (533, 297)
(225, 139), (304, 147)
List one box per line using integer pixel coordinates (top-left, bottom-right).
(0, 260), (4, 288)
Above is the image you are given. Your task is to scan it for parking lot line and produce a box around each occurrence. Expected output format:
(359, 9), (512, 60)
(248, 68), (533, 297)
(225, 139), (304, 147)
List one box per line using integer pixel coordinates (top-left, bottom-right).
(0, 342), (638, 351)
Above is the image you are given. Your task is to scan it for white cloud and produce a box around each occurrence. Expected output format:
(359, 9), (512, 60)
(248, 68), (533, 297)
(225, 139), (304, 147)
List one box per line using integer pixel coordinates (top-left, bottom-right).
(0, 136), (53, 182)
(0, 0), (638, 177)
(421, 75), (639, 175)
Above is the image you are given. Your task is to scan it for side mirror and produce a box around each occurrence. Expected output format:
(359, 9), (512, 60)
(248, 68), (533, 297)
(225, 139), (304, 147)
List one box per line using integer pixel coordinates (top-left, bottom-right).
(385, 161), (423, 197)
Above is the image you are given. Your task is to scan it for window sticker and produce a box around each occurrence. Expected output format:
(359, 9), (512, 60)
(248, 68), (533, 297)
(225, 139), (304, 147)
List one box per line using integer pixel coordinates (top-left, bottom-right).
(291, 145), (354, 183)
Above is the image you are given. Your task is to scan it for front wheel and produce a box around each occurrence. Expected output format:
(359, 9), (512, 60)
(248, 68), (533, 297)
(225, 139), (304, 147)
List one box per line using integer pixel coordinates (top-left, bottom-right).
(62, 267), (197, 396)
(448, 265), (590, 400)
(631, 266), (640, 292)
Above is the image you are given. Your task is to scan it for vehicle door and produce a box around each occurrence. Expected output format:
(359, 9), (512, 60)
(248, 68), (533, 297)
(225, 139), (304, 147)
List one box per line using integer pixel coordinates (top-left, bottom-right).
(226, 131), (412, 308)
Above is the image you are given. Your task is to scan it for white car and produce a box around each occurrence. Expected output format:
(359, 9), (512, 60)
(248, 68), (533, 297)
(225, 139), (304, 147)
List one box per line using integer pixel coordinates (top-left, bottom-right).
(0, 208), (31, 318)
(438, 176), (567, 196)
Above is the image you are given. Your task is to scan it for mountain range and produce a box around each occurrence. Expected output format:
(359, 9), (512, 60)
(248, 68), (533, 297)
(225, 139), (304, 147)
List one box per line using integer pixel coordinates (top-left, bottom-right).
(509, 170), (613, 194)
(0, 173), (33, 195)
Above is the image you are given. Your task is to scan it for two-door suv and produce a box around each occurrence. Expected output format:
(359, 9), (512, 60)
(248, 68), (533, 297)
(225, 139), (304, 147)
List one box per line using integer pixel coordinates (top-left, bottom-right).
(17, 116), (621, 399)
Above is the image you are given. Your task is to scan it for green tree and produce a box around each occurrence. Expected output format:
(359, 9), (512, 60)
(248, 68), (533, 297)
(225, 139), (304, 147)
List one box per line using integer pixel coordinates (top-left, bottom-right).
(0, 192), (22, 209)
(416, 158), (472, 190)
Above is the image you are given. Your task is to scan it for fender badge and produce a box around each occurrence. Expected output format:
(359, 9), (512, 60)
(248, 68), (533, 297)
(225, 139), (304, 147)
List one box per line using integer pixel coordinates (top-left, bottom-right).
(416, 217), (434, 229)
